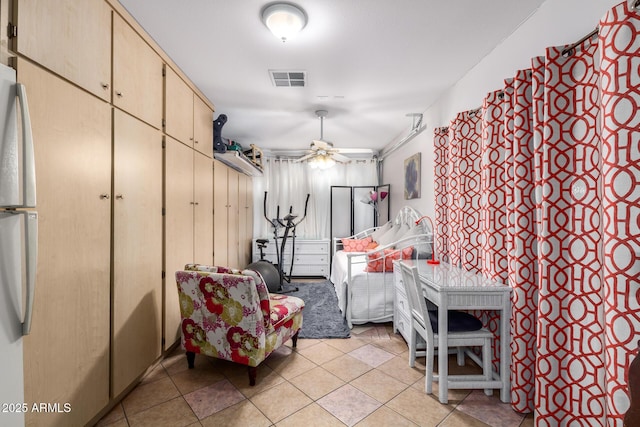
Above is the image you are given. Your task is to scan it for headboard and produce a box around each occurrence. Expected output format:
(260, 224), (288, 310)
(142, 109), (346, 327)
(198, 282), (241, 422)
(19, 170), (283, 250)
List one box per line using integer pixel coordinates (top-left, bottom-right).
(392, 206), (424, 228)
(332, 206), (429, 253)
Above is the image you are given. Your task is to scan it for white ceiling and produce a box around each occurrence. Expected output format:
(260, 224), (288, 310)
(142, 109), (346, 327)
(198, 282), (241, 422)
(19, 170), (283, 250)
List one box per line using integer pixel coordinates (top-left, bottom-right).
(118, 0), (547, 153)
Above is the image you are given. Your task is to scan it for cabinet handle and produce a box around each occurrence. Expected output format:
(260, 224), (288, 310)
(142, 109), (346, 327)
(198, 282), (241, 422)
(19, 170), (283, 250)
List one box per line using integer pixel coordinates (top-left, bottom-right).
(100, 194), (110, 200)
(194, 140), (199, 144)
(115, 91), (123, 98)
(101, 83), (109, 90)
(194, 202), (199, 205)
(116, 194), (124, 200)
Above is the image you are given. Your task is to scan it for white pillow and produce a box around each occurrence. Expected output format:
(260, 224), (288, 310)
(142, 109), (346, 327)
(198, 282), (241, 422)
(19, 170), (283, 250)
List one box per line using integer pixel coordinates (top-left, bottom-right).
(370, 222), (392, 242)
(375, 224), (398, 246)
(390, 223), (410, 242)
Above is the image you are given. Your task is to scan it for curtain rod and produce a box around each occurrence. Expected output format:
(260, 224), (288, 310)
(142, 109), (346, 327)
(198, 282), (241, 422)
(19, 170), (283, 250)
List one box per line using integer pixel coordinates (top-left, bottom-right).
(561, 27), (598, 56)
(560, 0), (640, 56)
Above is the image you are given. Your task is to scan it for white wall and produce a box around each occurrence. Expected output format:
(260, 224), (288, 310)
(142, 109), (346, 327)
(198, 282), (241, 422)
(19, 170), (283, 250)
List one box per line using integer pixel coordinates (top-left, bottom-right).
(381, 0), (621, 219)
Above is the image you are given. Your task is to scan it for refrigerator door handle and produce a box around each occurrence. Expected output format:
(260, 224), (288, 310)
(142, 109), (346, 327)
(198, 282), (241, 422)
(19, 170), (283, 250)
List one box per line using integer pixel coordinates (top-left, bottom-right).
(22, 211), (37, 335)
(16, 83), (36, 208)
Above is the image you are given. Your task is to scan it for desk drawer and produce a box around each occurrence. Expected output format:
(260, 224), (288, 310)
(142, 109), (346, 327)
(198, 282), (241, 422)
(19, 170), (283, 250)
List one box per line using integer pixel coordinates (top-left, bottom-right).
(395, 288), (410, 319)
(446, 293), (506, 310)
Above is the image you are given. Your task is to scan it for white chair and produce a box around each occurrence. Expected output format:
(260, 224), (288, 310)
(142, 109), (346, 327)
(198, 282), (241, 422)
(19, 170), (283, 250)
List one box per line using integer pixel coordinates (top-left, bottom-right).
(398, 261), (494, 395)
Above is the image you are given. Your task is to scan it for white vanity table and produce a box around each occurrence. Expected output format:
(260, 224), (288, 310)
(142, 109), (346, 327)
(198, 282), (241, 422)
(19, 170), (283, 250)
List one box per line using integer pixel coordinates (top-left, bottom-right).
(395, 260), (512, 404)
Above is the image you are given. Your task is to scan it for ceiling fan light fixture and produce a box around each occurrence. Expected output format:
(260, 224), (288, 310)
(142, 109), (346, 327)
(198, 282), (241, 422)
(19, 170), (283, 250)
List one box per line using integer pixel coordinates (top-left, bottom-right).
(308, 154), (335, 170)
(262, 3), (307, 42)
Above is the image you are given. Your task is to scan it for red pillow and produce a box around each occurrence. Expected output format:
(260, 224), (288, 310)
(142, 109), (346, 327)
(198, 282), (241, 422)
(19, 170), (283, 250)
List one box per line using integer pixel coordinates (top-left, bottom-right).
(342, 236), (373, 252)
(365, 246), (413, 272)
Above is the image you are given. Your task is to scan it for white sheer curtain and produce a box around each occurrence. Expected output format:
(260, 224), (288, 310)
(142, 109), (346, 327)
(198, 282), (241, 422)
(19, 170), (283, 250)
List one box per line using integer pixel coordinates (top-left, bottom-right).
(253, 158), (378, 239)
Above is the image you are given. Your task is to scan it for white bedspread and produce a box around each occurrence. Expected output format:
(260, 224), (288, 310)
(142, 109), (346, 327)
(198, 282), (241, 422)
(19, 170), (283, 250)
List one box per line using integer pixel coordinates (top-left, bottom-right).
(330, 250), (396, 327)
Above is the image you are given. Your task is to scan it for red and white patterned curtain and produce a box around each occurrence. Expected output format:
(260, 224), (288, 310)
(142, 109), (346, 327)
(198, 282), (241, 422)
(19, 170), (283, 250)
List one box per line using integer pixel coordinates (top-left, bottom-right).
(599, 1), (640, 423)
(432, 1), (640, 424)
(433, 127), (450, 264)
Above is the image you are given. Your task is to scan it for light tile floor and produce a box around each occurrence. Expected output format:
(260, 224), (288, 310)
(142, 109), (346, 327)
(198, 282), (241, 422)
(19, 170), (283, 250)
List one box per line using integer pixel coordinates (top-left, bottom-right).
(96, 323), (535, 427)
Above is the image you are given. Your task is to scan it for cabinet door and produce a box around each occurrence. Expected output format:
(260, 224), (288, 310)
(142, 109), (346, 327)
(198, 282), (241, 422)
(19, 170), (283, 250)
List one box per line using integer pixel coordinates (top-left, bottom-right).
(113, 14), (163, 129)
(18, 59), (111, 427)
(193, 95), (213, 157)
(164, 66), (193, 145)
(213, 160), (228, 266)
(14, 0), (111, 101)
(238, 174), (253, 267)
(246, 175), (254, 261)
(112, 110), (163, 396)
(227, 168), (240, 268)
(164, 136), (194, 349)
(194, 151), (213, 265)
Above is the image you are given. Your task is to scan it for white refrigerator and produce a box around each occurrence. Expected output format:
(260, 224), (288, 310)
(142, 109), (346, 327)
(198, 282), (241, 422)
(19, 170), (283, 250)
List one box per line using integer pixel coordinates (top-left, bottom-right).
(0, 61), (36, 427)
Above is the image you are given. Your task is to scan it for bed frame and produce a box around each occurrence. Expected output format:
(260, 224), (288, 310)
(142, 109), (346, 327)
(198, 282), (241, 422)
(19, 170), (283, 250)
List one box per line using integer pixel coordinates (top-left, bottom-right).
(331, 206), (433, 328)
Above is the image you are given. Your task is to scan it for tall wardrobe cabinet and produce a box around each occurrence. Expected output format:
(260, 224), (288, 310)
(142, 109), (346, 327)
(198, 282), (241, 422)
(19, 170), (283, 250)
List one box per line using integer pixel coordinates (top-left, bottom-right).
(16, 58), (112, 427)
(9, 1), (228, 426)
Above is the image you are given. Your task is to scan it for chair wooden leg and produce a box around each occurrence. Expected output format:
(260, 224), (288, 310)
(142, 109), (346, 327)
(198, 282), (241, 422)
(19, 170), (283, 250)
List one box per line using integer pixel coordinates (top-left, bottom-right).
(408, 329), (416, 368)
(292, 331), (299, 348)
(483, 338), (493, 396)
(248, 366), (257, 386)
(186, 351), (195, 369)
(426, 342), (434, 394)
(457, 347), (465, 366)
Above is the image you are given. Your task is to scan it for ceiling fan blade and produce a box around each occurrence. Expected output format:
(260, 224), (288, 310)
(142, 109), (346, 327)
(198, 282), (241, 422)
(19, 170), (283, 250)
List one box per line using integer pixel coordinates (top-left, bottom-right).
(332, 153), (351, 163)
(295, 153), (316, 162)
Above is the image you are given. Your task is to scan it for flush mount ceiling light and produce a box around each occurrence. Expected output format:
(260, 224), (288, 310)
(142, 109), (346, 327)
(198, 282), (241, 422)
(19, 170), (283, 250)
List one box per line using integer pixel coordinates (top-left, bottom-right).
(261, 3), (307, 42)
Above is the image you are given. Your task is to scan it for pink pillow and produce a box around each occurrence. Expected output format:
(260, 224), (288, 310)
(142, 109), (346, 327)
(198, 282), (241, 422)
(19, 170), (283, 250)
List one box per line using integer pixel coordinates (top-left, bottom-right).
(342, 236), (374, 252)
(365, 246), (413, 272)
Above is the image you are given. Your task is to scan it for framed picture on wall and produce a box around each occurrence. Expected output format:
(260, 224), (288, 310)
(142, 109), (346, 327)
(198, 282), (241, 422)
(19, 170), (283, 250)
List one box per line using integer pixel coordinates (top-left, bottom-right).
(404, 153), (421, 199)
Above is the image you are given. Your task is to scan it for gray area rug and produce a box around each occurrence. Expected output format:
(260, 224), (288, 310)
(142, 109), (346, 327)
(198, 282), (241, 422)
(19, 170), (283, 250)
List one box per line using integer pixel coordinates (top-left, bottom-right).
(282, 280), (350, 339)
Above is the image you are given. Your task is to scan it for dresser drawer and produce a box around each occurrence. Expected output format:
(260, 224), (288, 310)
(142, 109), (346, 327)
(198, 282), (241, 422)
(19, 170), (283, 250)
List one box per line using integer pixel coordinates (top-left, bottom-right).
(291, 264), (329, 277)
(292, 254), (329, 265)
(294, 241), (328, 253)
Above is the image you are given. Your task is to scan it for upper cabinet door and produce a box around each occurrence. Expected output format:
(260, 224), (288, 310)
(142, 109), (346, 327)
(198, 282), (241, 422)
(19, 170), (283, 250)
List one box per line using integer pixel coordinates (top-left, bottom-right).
(193, 95), (213, 157)
(164, 66), (193, 146)
(113, 14), (163, 129)
(13, 0), (111, 101)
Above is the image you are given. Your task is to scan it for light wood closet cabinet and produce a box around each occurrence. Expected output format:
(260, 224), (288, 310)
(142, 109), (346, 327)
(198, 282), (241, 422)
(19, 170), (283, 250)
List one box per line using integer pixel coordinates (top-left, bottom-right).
(13, 0), (112, 101)
(213, 161), (241, 268)
(112, 13), (163, 129)
(194, 95), (214, 155)
(165, 65), (214, 156)
(213, 161), (253, 269)
(17, 58), (112, 427)
(238, 173), (254, 267)
(164, 137), (214, 350)
(112, 109), (163, 397)
(213, 159), (230, 267)
(12, 0), (230, 424)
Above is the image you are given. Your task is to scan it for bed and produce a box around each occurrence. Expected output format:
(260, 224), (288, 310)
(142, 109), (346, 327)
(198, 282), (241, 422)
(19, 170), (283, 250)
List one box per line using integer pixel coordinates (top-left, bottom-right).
(330, 206), (433, 328)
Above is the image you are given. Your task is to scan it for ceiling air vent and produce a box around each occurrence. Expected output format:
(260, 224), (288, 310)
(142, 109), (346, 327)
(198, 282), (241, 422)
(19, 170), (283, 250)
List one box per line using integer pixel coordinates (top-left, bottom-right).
(269, 70), (306, 87)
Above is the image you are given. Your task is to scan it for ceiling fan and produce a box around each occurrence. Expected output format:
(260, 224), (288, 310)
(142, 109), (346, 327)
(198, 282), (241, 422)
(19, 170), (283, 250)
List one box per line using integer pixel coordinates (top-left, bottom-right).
(296, 110), (351, 166)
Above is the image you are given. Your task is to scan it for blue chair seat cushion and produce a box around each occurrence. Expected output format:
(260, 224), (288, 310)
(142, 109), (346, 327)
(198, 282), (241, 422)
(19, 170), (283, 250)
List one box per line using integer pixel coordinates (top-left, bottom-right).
(428, 310), (483, 332)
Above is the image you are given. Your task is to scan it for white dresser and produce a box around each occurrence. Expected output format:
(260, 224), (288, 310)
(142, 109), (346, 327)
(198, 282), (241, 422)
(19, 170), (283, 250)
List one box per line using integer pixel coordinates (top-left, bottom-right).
(252, 238), (330, 279)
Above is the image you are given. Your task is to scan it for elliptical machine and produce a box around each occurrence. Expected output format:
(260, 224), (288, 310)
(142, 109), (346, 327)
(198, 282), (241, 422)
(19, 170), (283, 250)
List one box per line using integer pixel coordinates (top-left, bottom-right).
(247, 192), (310, 293)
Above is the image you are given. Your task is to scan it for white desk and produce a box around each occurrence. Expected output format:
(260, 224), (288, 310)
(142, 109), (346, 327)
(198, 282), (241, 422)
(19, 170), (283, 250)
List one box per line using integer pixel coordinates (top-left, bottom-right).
(413, 260), (512, 404)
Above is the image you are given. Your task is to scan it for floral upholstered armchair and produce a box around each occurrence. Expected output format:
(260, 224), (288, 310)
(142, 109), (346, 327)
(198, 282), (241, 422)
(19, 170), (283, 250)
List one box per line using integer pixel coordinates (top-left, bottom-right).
(175, 264), (305, 385)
